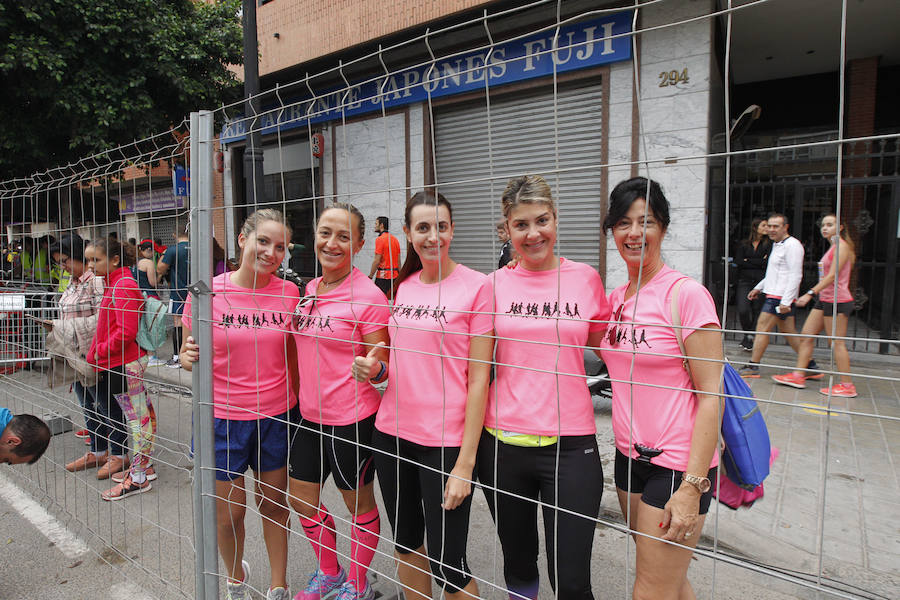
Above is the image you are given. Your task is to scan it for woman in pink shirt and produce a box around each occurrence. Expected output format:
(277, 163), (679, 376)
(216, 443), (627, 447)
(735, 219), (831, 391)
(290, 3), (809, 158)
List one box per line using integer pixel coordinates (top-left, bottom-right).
(598, 177), (723, 600)
(288, 203), (389, 600)
(773, 213), (857, 397)
(181, 209), (300, 600)
(359, 191), (492, 600)
(477, 175), (611, 600)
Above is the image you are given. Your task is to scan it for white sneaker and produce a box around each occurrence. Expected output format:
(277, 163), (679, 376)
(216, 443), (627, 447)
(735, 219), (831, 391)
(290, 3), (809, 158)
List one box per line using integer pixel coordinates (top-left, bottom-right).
(226, 560), (251, 600)
(266, 586), (290, 600)
(147, 356), (167, 367)
(165, 356), (181, 369)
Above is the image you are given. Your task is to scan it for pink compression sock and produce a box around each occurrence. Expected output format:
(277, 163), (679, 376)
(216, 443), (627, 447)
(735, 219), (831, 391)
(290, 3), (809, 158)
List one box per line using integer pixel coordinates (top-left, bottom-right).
(299, 506), (341, 576)
(349, 507), (380, 586)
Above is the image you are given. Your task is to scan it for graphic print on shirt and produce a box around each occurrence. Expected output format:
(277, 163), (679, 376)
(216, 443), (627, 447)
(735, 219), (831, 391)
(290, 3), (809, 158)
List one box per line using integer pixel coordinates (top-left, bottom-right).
(389, 302), (448, 324)
(291, 297), (335, 332)
(605, 302), (652, 349)
(220, 310), (289, 329)
(504, 300), (581, 318)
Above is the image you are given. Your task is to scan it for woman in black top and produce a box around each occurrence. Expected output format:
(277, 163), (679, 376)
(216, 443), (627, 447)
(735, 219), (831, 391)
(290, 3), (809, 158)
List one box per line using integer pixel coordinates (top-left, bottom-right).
(734, 218), (770, 350)
(134, 240), (159, 298)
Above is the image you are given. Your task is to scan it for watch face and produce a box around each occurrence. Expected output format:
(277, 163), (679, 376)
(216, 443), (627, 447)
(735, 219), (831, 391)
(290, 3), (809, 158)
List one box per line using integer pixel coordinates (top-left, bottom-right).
(698, 478), (711, 493)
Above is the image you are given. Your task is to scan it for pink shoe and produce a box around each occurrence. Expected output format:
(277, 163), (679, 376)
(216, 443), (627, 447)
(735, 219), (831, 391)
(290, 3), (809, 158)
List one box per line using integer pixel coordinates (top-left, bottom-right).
(772, 372), (806, 389)
(819, 383), (858, 398)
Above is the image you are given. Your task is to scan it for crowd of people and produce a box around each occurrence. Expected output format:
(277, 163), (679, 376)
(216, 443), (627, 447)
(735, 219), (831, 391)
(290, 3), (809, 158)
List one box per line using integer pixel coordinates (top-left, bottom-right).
(14, 174), (858, 600)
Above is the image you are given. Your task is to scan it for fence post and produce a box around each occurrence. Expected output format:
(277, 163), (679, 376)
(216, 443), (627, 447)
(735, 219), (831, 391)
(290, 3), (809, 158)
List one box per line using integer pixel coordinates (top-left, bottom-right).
(190, 110), (220, 600)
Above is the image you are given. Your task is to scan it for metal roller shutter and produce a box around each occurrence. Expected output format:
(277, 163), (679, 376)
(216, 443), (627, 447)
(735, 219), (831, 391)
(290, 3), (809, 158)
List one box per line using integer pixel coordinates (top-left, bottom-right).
(434, 79), (605, 273)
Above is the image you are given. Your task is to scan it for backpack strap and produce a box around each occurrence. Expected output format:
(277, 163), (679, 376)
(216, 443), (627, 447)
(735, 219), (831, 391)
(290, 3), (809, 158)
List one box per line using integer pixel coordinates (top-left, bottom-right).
(668, 277), (692, 382)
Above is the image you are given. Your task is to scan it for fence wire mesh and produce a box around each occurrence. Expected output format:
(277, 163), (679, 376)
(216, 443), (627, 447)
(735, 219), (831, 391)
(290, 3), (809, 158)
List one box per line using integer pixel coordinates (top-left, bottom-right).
(0, 1), (898, 599)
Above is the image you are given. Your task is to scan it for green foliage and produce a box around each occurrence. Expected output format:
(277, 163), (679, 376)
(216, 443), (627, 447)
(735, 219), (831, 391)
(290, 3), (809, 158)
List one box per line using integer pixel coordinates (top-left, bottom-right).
(0, 0), (243, 179)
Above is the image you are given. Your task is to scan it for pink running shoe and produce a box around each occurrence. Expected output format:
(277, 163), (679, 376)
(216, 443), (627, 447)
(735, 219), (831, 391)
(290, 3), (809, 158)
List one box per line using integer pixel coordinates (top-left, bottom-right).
(772, 372), (806, 389)
(819, 383), (858, 398)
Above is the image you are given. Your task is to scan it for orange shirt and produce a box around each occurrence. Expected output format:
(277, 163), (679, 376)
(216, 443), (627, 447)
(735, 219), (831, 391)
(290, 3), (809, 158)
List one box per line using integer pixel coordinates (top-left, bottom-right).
(375, 232), (401, 279)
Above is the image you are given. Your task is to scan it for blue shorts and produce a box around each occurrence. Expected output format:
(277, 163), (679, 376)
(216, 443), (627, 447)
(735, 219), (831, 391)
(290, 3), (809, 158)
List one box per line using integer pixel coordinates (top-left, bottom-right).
(214, 406), (297, 481)
(170, 290), (187, 315)
(762, 296), (794, 320)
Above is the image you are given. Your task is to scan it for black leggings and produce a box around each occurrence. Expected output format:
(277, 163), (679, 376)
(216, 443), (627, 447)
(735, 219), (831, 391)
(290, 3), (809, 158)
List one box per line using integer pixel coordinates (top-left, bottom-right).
(477, 431), (603, 600)
(372, 430), (474, 593)
(736, 279), (765, 334)
(93, 365), (130, 457)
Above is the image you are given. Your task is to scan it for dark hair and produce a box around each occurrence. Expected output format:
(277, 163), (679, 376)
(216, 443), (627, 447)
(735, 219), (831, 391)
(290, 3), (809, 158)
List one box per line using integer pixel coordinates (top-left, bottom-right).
(138, 240), (154, 252)
(213, 238), (238, 272)
(92, 236), (137, 267)
(604, 177), (670, 231)
(767, 212), (789, 226)
(318, 203), (365, 241)
(8, 415), (51, 464)
(393, 190), (453, 294)
(747, 217), (770, 246)
(376, 216), (389, 229)
(51, 233), (87, 264)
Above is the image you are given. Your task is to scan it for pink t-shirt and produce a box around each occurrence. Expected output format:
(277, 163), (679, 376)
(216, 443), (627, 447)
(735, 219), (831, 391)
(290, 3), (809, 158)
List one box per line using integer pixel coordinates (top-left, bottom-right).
(182, 272), (300, 420)
(598, 266), (720, 471)
(376, 265), (493, 446)
(484, 259), (611, 436)
(817, 244), (853, 303)
(293, 268), (389, 425)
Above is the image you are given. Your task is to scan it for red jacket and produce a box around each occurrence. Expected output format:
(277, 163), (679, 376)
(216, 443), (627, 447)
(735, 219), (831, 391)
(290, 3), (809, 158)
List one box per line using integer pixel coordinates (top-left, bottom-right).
(88, 267), (145, 370)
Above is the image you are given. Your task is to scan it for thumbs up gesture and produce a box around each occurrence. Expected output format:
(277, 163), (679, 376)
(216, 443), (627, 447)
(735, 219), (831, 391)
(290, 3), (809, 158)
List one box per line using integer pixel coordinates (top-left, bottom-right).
(352, 341), (386, 382)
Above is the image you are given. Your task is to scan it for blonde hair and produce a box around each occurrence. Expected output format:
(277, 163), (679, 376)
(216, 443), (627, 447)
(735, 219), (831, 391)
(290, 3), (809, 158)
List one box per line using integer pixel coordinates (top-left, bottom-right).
(501, 175), (556, 218)
(240, 208), (292, 239)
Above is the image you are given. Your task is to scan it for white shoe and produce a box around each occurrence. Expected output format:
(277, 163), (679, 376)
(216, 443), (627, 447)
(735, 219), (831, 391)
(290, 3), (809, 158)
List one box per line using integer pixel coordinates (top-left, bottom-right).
(226, 560), (251, 600)
(147, 356), (167, 367)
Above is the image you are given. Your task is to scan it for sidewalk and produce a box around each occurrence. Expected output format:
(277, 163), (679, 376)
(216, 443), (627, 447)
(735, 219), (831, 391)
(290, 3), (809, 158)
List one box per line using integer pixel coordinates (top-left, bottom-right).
(146, 344), (900, 598)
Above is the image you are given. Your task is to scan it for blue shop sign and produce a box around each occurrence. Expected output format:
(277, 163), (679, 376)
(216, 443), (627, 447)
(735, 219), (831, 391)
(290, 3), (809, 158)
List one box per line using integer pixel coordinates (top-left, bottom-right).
(173, 165), (190, 197)
(222, 11), (632, 143)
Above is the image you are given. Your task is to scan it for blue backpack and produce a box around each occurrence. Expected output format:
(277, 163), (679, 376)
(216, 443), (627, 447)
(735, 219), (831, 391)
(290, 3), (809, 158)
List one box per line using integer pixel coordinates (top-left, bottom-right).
(670, 279), (771, 490)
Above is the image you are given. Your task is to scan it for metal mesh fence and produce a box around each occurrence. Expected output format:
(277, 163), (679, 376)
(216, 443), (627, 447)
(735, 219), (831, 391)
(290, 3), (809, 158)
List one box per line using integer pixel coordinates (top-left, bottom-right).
(0, 1), (898, 599)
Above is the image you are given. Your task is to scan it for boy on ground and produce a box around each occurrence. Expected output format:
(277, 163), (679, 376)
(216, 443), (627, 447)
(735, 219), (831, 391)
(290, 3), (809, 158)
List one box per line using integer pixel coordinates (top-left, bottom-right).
(0, 407), (51, 465)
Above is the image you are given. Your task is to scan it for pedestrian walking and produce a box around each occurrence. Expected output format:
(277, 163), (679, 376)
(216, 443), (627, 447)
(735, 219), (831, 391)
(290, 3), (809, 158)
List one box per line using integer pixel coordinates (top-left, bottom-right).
(739, 213), (821, 379)
(157, 229), (189, 368)
(772, 213), (858, 397)
(734, 218), (770, 351)
(369, 215), (401, 298)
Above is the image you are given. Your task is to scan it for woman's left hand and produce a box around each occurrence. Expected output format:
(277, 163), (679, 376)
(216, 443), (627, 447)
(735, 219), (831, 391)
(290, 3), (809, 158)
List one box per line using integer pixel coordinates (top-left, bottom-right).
(442, 465), (473, 510)
(660, 486), (701, 543)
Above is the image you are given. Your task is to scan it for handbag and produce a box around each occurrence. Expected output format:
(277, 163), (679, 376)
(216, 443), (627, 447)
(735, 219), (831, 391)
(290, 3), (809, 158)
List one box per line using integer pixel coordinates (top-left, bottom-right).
(669, 278), (772, 490)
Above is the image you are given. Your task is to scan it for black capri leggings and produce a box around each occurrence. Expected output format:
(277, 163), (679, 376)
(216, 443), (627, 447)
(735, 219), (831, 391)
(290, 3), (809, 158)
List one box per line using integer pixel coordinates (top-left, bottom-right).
(372, 430), (475, 593)
(477, 431), (603, 600)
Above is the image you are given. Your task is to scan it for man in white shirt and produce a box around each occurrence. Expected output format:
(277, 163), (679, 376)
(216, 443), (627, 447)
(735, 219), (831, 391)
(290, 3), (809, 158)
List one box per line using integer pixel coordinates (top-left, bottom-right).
(739, 213), (821, 379)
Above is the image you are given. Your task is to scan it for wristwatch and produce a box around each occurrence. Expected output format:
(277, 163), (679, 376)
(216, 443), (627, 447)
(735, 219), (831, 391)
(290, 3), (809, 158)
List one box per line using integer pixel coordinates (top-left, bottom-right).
(681, 473), (711, 493)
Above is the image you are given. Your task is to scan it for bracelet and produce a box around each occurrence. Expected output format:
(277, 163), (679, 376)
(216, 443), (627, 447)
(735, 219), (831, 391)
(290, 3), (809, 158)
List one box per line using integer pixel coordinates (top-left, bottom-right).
(370, 361), (386, 382)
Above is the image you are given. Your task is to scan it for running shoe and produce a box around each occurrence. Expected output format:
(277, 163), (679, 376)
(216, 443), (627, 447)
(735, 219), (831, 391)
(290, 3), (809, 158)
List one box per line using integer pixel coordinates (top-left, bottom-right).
(74, 428), (90, 439)
(226, 560), (252, 600)
(147, 356), (168, 367)
(101, 476), (152, 501)
(738, 364), (760, 378)
(294, 568), (347, 600)
(739, 336), (754, 352)
(804, 360), (824, 380)
(267, 587), (290, 600)
(819, 383), (858, 398)
(165, 357), (182, 369)
(771, 372), (806, 389)
(334, 580), (375, 600)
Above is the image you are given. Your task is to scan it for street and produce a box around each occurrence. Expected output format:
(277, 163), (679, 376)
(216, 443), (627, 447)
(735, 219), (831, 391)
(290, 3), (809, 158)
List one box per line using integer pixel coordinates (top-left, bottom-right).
(0, 342), (897, 600)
